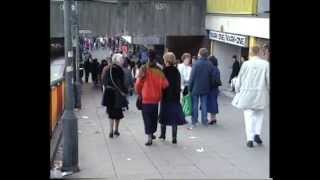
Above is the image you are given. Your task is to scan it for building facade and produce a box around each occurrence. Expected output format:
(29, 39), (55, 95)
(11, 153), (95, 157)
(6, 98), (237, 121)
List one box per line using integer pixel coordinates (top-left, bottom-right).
(205, 0), (269, 91)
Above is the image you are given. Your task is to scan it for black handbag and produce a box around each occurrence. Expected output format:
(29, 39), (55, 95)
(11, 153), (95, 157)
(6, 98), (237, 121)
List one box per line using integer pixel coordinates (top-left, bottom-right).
(136, 96), (142, 110)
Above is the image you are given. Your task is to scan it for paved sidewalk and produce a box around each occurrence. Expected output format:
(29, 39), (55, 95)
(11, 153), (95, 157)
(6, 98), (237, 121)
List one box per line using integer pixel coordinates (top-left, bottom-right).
(65, 83), (269, 179)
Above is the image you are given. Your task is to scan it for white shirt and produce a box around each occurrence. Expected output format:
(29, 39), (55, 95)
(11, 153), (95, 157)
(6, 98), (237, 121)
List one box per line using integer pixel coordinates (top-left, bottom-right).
(177, 63), (192, 90)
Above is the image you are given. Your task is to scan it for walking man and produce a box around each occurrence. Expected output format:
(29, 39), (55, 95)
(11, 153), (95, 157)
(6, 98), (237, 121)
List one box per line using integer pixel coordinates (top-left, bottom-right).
(232, 46), (270, 148)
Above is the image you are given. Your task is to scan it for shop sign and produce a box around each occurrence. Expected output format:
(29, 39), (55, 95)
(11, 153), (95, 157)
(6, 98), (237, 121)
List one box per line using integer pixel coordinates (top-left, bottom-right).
(209, 30), (248, 47)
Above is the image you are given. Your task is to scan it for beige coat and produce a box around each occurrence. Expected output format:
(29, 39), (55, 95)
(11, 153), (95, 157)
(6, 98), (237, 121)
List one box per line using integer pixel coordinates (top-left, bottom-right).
(232, 56), (270, 110)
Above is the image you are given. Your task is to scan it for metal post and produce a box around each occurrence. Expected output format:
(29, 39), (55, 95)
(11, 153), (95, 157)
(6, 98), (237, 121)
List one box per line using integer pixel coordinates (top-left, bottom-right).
(61, 0), (79, 173)
(73, 0), (82, 109)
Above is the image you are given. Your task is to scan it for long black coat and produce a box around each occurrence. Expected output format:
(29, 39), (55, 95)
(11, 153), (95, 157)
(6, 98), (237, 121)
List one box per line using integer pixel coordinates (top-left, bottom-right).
(162, 66), (181, 103)
(102, 64), (128, 109)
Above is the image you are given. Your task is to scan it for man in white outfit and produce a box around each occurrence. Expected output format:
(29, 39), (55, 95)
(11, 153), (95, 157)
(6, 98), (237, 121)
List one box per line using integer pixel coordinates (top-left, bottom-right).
(232, 46), (270, 148)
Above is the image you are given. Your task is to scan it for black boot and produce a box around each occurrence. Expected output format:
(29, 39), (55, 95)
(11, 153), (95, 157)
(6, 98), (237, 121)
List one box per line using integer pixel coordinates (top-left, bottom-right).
(172, 125), (177, 144)
(159, 125), (166, 140)
(247, 141), (254, 148)
(254, 135), (263, 145)
(145, 135), (152, 146)
(114, 130), (120, 136)
(109, 132), (114, 138)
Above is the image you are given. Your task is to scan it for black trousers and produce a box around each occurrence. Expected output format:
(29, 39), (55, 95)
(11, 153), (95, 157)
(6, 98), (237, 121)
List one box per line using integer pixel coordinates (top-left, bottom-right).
(142, 104), (159, 135)
(160, 124), (177, 138)
(85, 71), (90, 83)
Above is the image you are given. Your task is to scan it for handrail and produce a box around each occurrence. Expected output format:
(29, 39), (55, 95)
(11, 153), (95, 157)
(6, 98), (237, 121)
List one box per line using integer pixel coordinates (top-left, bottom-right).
(51, 77), (65, 87)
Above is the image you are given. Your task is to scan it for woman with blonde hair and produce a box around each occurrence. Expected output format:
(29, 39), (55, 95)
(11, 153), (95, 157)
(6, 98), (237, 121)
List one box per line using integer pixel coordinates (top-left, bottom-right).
(159, 52), (187, 144)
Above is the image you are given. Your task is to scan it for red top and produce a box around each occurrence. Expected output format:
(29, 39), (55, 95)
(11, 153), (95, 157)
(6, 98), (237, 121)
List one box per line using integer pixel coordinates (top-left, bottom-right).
(135, 67), (169, 104)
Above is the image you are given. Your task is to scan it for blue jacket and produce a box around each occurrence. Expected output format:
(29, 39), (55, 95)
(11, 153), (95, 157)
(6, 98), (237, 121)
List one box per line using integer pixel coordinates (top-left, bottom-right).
(189, 58), (215, 96)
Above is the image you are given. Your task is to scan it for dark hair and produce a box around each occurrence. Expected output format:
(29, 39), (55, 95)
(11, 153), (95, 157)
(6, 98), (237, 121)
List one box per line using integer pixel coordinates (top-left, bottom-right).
(208, 56), (218, 66)
(232, 55), (237, 59)
(148, 49), (157, 67)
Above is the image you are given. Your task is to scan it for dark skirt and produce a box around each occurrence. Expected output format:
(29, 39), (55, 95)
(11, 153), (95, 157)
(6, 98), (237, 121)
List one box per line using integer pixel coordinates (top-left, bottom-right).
(207, 88), (219, 114)
(159, 101), (187, 126)
(104, 89), (124, 120)
(142, 103), (159, 135)
(106, 107), (124, 119)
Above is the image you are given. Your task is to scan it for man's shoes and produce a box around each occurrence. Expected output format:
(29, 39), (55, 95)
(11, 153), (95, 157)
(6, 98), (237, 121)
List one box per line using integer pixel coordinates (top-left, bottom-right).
(247, 141), (254, 148)
(114, 131), (120, 136)
(208, 119), (217, 125)
(254, 135), (263, 145)
(145, 141), (152, 146)
(152, 134), (156, 139)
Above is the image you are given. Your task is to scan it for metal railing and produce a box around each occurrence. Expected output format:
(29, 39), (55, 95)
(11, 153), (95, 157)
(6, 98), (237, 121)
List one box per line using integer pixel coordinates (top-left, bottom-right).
(50, 77), (65, 138)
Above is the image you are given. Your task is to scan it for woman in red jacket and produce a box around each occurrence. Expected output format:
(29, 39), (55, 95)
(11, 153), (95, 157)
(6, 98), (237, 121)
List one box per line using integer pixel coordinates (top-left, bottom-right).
(135, 50), (169, 146)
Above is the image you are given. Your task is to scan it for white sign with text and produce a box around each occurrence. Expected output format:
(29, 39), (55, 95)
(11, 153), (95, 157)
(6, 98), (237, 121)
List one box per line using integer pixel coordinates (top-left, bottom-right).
(209, 30), (248, 47)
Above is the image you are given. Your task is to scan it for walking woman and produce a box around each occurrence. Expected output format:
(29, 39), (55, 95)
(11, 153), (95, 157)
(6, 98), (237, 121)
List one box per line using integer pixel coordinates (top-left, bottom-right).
(102, 53), (128, 138)
(159, 52), (187, 144)
(207, 55), (221, 124)
(135, 50), (169, 146)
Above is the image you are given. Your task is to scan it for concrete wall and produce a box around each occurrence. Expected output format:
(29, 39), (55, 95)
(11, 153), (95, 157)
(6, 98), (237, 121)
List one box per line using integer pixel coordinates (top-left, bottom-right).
(50, 0), (206, 38)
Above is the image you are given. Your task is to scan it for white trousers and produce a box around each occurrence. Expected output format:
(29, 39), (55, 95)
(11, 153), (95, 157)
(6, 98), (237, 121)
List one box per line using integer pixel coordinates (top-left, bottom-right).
(243, 109), (264, 141)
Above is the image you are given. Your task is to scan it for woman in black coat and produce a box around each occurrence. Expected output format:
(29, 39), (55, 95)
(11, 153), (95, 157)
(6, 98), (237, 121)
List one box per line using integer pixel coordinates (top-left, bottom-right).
(159, 52), (187, 144)
(102, 53), (128, 138)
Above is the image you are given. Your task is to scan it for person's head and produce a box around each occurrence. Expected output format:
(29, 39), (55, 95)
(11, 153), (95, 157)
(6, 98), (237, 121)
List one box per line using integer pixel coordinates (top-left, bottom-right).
(147, 49), (157, 68)
(163, 52), (176, 67)
(112, 53), (124, 66)
(198, 48), (209, 59)
(181, 53), (191, 65)
(232, 55), (237, 61)
(250, 46), (260, 57)
(208, 56), (218, 67)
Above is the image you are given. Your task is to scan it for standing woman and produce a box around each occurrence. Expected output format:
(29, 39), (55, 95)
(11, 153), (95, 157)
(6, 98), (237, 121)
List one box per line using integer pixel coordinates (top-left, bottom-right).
(102, 53), (128, 138)
(177, 53), (192, 96)
(135, 50), (169, 146)
(207, 55), (221, 124)
(159, 52), (187, 144)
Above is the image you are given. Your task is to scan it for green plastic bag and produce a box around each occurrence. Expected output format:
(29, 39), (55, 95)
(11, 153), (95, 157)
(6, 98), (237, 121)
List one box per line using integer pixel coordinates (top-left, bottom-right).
(182, 94), (192, 117)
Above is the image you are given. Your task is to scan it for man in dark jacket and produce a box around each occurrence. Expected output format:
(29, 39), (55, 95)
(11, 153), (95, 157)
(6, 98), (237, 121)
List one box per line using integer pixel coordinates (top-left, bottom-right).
(189, 48), (215, 127)
(84, 58), (91, 83)
(229, 55), (241, 83)
(91, 58), (100, 86)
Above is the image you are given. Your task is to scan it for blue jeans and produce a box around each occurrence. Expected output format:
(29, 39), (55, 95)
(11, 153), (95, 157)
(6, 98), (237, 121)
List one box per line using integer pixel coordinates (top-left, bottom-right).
(192, 94), (208, 125)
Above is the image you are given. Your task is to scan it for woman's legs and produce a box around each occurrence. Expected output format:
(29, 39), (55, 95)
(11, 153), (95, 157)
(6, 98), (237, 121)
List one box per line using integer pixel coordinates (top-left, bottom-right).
(114, 119), (120, 136)
(109, 119), (114, 138)
(172, 125), (177, 144)
(159, 124), (166, 140)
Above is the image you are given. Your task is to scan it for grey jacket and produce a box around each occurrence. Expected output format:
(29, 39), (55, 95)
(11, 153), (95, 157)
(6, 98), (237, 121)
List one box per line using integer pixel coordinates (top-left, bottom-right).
(189, 58), (214, 96)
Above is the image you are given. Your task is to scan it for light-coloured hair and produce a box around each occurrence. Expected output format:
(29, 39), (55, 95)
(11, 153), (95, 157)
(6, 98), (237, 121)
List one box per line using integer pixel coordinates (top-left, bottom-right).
(163, 52), (176, 66)
(111, 53), (123, 65)
(198, 48), (209, 58)
(251, 46), (260, 56)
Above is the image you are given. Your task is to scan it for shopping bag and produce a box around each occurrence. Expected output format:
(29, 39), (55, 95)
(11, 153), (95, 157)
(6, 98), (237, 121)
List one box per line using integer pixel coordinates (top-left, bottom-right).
(182, 94), (192, 117)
